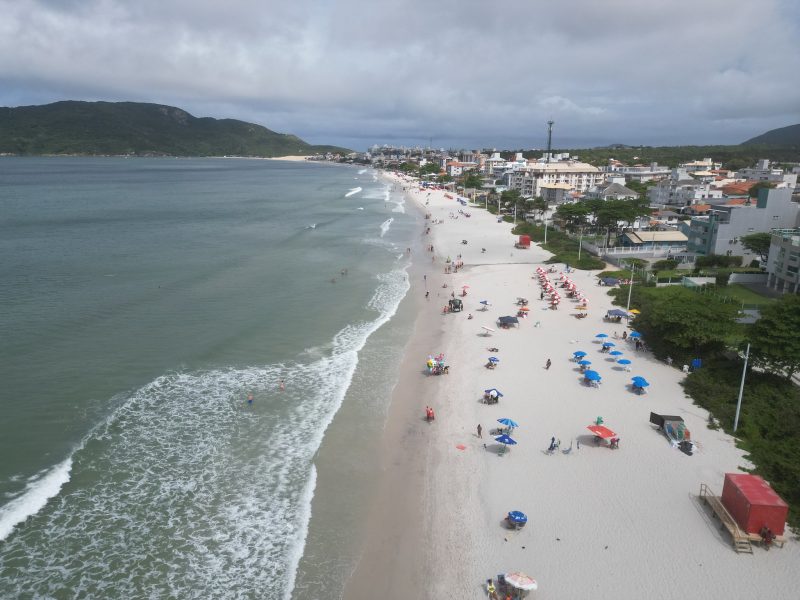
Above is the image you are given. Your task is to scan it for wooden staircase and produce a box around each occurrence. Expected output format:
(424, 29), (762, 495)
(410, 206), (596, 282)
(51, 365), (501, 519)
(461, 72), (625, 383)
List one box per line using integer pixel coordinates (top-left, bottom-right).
(699, 483), (753, 554)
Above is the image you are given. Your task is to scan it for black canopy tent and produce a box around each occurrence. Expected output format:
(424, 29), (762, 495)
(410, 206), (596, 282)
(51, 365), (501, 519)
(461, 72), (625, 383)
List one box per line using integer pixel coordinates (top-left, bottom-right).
(498, 316), (520, 327)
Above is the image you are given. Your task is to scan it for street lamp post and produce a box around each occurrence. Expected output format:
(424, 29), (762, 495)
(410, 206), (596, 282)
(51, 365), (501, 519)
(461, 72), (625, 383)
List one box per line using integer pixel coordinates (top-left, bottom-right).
(733, 343), (750, 433)
(626, 262), (635, 312)
(577, 228), (584, 261)
(544, 219), (549, 244)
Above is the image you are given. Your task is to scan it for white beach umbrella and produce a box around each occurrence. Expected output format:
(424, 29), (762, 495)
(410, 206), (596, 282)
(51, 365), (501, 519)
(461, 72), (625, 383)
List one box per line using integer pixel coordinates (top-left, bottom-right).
(504, 571), (538, 591)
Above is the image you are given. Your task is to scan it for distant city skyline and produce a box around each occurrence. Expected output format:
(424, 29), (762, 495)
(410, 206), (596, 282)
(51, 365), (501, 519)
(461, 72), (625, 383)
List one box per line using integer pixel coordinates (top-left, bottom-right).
(1, 0), (798, 152)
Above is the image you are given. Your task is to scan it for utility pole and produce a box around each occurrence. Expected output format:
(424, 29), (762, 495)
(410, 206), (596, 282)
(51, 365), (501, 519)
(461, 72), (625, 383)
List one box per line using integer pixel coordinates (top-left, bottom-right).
(577, 228), (584, 260)
(734, 343), (750, 433)
(546, 121), (554, 164)
(544, 219), (549, 244)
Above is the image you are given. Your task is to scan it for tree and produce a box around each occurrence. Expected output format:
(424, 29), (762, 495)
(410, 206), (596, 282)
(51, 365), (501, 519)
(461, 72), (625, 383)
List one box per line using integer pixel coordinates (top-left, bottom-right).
(748, 294), (800, 379)
(554, 202), (590, 231)
(629, 286), (739, 361)
(531, 197), (548, 220)
(749, 181), (776, 198)
(740, 232), (772, 263)
(462, 171), (483, 190)
(651, 258), (678, 272)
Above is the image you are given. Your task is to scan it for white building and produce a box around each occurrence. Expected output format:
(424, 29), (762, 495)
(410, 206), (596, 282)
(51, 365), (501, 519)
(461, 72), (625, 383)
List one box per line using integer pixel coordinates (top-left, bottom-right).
(766, 228), (800, 293)
(506, 158), (604, 198)
(648, 168), (723, 207)
(602, 160), (670, 182)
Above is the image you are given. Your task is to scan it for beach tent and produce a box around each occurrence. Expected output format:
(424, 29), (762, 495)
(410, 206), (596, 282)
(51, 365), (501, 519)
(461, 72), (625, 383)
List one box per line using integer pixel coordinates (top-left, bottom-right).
(649, 412), (683, 429)
(498, 316), (519, 327)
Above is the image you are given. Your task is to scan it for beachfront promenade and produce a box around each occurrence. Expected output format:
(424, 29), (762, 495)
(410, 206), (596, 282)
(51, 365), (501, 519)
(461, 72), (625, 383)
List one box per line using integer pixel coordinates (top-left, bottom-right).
(345, 172), (798, 600)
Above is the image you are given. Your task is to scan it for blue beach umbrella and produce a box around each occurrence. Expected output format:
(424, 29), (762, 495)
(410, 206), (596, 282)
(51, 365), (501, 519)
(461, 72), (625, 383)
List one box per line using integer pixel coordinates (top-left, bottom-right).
(498, 418), (519, 429)
(573, 351), (587, 358)
(610, 350), (624, 356)
(484, 388), (504, 397)
(629, 332), (642, 339)
(602, 341), (616, 348)
(507, 511), (528, 526)
(495, 434), (517, 445)
(595, 333), (609, 338)
(488, 356), (500, 363)
(578, 359), (592, 365)
(584, 370), (602, 381)
(480, 300), (490, 305)
(632, 376), (650, 387)
(617, 359), (632, 365)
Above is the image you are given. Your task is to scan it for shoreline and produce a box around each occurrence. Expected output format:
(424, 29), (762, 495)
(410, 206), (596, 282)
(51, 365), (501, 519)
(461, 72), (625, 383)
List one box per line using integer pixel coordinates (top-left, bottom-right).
(342, 173), (798, 599)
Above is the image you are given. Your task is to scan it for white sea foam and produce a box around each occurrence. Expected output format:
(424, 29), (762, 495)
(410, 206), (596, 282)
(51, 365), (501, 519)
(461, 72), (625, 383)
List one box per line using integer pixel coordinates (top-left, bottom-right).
(344, 187), (362, 198)
(357, 169), (367, 175)
(0, 268), (411, 599)
(379, 218), (394, 238)
(0, 457), (73, 541)
(283, 465), (316, 600)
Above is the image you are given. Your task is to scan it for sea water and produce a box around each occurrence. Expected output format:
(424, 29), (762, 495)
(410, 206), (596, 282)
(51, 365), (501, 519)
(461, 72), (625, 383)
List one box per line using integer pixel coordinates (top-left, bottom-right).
(0, 157), (418, 598)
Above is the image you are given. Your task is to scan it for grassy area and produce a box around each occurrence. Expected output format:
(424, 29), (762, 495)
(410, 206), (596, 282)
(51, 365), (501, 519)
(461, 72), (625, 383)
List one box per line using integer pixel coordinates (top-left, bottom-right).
(512, 222), (604, 270)
(717, 284), (776, 307)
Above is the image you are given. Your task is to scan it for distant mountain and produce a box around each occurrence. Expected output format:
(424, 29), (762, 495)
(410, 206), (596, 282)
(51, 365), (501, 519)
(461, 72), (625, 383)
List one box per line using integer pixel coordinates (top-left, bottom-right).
(742, 124), (800, 147)
(0, 101), (350, 157)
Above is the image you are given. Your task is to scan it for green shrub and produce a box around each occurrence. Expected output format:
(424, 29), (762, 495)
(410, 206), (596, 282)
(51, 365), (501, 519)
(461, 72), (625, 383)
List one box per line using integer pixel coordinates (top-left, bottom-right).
(683, 358), (800, 529)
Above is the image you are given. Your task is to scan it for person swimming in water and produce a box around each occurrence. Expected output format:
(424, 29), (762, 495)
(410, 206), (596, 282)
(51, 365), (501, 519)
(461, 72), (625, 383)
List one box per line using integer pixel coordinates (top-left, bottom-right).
(247, 393), (254, 405)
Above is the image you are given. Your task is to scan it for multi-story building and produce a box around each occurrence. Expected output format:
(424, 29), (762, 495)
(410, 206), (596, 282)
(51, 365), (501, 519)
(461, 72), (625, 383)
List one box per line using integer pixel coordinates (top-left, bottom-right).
(680, 158), (722, 172)
(506, 158), (604, 198)
(584, 180), (639, 200)
(648, 168), (723, 207)
(737, 160), (798, 188)
(601, 160), (670, 182)
(766, 229), (800, 293)
(686, 187), (800, 259)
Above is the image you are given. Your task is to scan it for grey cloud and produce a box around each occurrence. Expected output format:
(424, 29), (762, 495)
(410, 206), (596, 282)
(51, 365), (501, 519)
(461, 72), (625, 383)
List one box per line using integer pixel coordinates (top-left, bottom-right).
(0, 0), (798, 149)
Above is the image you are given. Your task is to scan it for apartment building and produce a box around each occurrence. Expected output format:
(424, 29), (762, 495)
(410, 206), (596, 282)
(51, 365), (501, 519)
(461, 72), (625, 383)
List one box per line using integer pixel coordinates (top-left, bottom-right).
(766, 228), (800, 293)
(686, 187), (800, 259)
(506, 159), (604, 198)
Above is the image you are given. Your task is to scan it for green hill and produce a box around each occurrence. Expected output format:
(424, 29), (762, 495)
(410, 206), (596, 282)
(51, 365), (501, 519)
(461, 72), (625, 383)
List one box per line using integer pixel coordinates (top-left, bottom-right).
(0, 101), (350, 157)
(742, 123), (800, 147)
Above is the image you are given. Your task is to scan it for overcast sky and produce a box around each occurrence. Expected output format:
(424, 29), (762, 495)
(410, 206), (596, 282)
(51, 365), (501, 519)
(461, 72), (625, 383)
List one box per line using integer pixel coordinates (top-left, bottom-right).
(1, 0), (799, 151)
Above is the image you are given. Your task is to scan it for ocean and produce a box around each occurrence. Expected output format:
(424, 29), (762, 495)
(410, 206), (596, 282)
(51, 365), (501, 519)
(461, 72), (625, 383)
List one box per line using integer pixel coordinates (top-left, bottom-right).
(0, 157), (419, 598)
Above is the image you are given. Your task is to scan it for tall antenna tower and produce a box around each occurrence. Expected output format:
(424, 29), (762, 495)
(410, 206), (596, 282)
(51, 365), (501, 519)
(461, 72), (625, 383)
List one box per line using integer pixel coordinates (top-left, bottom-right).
(546, 120), (554, 163)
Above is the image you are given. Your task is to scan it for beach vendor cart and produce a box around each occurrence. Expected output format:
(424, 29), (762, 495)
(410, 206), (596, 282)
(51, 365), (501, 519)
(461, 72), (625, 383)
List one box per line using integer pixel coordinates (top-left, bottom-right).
(426, 354), (449, 375)
(505, 510), (528, 530)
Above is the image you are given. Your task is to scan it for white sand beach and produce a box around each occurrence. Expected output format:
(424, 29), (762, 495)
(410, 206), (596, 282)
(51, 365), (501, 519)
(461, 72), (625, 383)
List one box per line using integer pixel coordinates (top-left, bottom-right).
(345, 173), (798, 600)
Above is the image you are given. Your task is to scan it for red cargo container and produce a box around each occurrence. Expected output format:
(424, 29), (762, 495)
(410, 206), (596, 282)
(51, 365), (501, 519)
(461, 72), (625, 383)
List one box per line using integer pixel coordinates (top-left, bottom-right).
(720, 473), (788, 536)
(516, 235), (531, 249)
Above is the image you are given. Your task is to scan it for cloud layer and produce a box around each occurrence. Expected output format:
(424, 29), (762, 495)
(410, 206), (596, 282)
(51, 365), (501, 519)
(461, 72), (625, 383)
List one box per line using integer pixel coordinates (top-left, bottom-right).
(2, 0), (799, 150)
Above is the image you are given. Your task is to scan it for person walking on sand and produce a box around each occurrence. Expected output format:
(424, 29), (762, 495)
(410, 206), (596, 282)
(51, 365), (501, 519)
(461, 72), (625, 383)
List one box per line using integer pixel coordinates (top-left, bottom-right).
(545, 358), (552, 370)
(477, 424), (483, 438)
